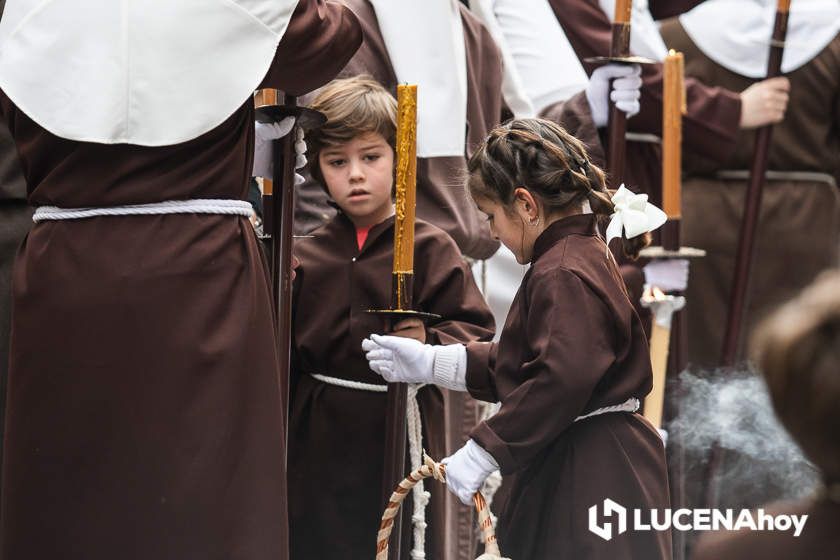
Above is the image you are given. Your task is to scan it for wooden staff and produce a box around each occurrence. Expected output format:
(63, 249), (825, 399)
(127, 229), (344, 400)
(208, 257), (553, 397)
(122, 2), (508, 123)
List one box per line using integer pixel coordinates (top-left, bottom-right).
(720, 0), (792, 366)
(382, 84), (418, 560)
(640, 52), (695, 559)
(606, 0), (633, 187)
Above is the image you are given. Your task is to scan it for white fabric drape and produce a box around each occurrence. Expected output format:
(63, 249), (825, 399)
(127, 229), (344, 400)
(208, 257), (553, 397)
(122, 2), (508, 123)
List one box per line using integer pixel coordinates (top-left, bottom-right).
(680, 0), (840, 78)
(0, 0), (300, 145)
(369, 0), (468, 158)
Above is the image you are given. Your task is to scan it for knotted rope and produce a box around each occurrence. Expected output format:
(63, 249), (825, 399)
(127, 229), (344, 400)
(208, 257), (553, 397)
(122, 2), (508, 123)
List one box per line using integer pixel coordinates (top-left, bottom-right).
(376, 455), (509, 560)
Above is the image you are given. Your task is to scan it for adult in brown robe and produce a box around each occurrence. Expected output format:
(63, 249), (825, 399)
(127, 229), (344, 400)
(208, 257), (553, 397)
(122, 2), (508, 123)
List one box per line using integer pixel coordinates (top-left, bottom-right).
(0, 0), (31, 500)
(296, 0), (503, 261)
(546, 0), (742, 201)
(289, 213), (495, 560)
(659, 20), (840, 366)
(0, 2), (361, 559)
(0, 120), (28, 499)
(465, 214), (672, 559)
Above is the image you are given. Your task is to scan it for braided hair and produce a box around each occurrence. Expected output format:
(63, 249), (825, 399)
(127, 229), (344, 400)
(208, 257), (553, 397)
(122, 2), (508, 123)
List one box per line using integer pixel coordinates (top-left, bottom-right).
(466, 118), (650, 259)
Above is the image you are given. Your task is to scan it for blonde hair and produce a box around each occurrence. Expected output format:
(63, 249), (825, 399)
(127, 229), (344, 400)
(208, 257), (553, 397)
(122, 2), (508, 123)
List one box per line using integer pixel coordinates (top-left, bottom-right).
(752, 270), (840, 481)
(306, 75), (397, 183)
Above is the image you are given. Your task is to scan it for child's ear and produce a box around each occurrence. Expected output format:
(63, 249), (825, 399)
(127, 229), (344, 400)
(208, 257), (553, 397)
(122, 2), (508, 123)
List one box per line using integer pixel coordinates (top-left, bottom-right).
(513, 187), (539, 220)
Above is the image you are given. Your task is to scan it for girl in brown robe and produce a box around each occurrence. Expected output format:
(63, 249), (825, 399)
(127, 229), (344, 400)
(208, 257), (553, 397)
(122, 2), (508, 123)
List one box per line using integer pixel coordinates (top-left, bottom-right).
(0, 2), (361, 559)
(288, 76), (495, 559)
(693, 270), (840, 560)
(365, 118), (672, 559)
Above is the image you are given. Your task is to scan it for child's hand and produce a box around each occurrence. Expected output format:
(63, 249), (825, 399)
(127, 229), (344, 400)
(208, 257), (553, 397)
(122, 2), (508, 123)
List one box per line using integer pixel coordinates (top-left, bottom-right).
(389, 318), (426, 344)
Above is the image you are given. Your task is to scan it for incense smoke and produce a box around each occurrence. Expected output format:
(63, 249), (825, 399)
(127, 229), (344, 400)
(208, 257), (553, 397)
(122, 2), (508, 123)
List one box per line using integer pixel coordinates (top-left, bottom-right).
(668, 368), (821, 510)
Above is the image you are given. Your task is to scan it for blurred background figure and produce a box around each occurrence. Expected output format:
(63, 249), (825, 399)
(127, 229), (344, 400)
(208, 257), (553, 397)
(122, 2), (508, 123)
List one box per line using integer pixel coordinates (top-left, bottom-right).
(692, 269), (840, 559)
(659, 0), (840, 367)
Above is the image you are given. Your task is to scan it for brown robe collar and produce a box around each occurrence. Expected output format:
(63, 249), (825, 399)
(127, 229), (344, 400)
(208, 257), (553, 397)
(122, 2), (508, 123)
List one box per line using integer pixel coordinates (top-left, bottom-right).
(332, 211), (397, 255)
(531, 213), (599, 264)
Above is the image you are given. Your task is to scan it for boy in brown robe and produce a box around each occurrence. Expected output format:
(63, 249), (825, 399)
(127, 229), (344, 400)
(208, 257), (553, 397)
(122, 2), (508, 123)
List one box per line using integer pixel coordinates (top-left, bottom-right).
(365, 118), (672, 559)
(288, 76), (495, 560)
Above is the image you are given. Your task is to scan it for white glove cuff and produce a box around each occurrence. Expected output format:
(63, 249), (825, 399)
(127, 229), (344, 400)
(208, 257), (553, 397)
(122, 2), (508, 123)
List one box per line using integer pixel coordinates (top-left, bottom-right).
(465, 439), (499, 472)
(433, 344), (468, 391)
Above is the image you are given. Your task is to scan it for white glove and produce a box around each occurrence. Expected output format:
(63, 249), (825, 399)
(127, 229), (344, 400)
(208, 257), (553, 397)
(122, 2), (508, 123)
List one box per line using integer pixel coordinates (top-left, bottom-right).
(362, 334), (467, 390)
(586, 63), (642, 127)
(643, 258), (689, 292)
(441, 439), (499, 506)
(253, 117), (294, 178)
(294, 127), (307, 186)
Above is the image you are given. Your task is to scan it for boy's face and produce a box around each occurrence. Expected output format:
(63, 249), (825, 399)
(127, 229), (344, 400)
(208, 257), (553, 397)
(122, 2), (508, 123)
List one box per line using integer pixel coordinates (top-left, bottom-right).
(319, 131), (395, 228)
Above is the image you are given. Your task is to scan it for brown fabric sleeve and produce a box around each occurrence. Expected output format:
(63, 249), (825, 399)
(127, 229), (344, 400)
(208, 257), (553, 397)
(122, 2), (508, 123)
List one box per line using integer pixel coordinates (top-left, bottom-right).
(416, 228), (496, 346)
(469, 267), (616, 473)
(260, 0), (363, 95)
(547, 0), (742, 163)
(465, 341), (498, 403)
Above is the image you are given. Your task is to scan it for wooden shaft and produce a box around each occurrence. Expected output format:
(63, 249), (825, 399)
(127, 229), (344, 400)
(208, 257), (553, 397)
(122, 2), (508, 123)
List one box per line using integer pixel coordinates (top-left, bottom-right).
(607, 104), (628, 189)
(269, 94), (298, 434)
(383, 382), (408, 560)
(720, 9), (789, 366)
(644, 323), (671, 429)
(607, 22), (632, 188)
(383, 84), (418, 560)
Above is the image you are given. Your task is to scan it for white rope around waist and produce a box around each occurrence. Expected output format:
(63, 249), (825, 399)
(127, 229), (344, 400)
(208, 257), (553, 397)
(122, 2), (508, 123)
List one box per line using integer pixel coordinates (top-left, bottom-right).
(309, 373), (388, 393)
(32, 199), (254, 223)
(574, 397), (640, 422)
(310, 373), (430, 559)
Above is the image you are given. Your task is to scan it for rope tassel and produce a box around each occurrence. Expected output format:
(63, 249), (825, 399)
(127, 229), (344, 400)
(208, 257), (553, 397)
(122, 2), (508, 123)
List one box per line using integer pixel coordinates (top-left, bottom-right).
(376, 455), (510, 560)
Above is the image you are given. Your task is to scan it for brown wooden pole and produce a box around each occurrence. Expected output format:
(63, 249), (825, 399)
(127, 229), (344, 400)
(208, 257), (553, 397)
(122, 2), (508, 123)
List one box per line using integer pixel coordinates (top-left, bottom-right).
(720, 3), (790, 366)
(706, 1), (792, 517)
(382, 85), (419, 560)
(271, 94), (298, 425)
(606, 20), (632, 188)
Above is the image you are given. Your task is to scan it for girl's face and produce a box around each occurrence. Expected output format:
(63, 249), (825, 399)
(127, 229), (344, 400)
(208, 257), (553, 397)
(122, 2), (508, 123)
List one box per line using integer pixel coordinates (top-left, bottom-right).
(319, 131), (395, 228)
(474, 190), (543, 264)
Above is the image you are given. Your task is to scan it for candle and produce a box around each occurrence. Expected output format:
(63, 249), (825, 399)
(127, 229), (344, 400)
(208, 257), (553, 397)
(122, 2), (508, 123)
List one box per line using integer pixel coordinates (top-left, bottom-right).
(393, 84), (418, 277)
(614, 0), (632, 23)
(662, 50), (685, 220)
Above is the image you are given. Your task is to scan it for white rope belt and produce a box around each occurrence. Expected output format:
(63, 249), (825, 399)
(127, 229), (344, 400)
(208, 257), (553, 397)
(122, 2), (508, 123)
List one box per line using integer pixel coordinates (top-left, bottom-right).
(480, 396), (641, 530)
(574, 397), (640, 422)
(32, 199), (254, 223)
(310, 373), (430, 559)
(715, 169), (837, 188)
(309, 373), (388, 393)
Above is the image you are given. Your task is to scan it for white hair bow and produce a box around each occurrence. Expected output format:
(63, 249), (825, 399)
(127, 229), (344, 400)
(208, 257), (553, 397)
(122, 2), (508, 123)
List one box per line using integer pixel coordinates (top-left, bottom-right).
(605, 185), (667, 248)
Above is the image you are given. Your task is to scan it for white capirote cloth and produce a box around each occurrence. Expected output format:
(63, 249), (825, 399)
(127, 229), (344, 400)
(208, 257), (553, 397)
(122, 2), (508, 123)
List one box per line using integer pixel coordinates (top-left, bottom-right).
(680, 0), (840, 78)
(467, 0), (536, 118)
(598, 0), (667, 62)
(369, 0), (468, 158)
(0, 0), (299, 146)
(478, 0), (588, 114)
